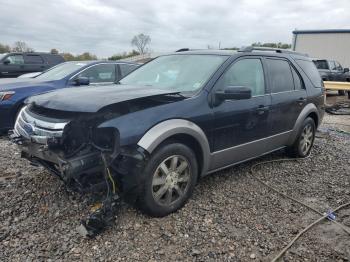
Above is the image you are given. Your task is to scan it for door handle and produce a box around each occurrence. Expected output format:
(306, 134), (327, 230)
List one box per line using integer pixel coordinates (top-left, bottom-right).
(257, 105), (269, 115)
(297, 97), (306, 105)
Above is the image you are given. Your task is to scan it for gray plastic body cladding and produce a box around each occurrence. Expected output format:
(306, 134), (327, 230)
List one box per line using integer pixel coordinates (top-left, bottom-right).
(287, 103), (319, 146)
(138, 103), (320, 176)
(137, 119), (211, 175)
(209, 130), (292, 171)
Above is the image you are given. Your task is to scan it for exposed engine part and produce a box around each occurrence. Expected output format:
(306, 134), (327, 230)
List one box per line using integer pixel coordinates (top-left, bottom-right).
(77, 195), (122, 238)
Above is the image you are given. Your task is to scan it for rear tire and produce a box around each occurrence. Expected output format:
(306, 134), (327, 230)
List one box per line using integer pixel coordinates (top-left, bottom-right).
(287, 117), (316, 158)
(136, 143), (198, 217)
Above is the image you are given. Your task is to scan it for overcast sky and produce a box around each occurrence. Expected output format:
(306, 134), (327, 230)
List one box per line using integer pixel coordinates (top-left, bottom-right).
(1, 0), (349, 57)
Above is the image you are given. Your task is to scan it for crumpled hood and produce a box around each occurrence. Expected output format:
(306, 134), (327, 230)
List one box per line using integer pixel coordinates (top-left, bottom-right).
(26, 84), (180, 113)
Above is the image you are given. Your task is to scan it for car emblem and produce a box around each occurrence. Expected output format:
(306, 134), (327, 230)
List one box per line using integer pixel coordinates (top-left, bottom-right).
(23, 123), (35, 136)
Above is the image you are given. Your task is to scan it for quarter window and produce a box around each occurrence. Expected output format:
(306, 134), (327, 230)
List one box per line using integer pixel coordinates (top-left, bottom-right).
(77, 64), (116, 83)
(217, 58), (265, 96)
(266, 59), (294, 93)
(6, 55), (24, 65)
(295, 59), (323, 87)
(120, 64), (138, 78)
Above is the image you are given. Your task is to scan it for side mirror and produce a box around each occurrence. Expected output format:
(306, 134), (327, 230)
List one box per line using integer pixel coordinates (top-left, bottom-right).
(215, 86), (252, 105)
(344, 68), (349, 73)
(75, 76), (90, 86)
(3, 59), (10, 65)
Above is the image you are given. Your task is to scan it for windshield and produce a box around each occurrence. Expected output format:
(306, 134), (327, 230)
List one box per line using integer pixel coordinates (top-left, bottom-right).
(313, 60), (328, 70)
(119, 54), (228, 93)
(0, 53), (7, 60)
(36, 62), (88, 81)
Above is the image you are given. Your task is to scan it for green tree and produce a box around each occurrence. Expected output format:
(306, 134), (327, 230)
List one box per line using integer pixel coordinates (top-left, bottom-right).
(108, 50), (140, 60)
(251, 42), (291, 49)
(0, 43), (11, 53)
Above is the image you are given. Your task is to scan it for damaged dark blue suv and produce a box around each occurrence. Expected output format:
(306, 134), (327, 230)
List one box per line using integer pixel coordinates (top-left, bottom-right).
(12, 47), (324, 218)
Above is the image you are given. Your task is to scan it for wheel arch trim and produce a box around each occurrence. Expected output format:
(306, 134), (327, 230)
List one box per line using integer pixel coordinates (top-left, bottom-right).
(288, 103), (319, 145)
(137, 119), (211, 175)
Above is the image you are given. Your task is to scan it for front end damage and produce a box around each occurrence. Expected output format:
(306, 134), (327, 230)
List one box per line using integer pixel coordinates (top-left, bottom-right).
(11, 104), (148, 236)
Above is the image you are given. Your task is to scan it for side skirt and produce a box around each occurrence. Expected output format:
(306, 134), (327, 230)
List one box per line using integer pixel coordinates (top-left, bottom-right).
(207, 130), (292, 174)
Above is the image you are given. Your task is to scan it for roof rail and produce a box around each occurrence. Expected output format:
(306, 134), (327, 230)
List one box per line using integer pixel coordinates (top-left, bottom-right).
(239, 46), (308, 56)
(176, 48), (190, 52)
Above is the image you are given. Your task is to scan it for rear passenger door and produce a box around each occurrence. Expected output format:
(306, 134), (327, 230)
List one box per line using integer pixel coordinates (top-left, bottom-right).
(23, 54), (46, 73)
(266, 58), (307, 135)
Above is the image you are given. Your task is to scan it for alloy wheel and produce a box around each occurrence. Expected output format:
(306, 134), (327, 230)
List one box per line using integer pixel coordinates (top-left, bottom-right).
(151, 155), (191, 206)
(299, 124), (314, 155)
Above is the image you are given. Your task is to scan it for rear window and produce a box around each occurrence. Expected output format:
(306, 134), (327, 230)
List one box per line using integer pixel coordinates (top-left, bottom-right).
(44, 54), (65, 65)
(25, 55), (44, 64)
(313, 60), (328, 70)
(266, 59), (294, 93)
(295, 59), (322, 87)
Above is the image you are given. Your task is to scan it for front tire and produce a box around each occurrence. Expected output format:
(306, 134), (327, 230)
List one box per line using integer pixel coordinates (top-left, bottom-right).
(287, 117), (316, 158)
(137, 143), (198, 217)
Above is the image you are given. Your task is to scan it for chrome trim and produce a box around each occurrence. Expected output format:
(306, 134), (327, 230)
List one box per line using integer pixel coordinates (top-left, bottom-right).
(21, 108), (68, 130)
(14, 106), (68, 143)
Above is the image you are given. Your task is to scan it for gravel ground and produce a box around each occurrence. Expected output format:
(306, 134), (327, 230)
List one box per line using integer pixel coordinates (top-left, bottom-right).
(0, 111), (349, 261)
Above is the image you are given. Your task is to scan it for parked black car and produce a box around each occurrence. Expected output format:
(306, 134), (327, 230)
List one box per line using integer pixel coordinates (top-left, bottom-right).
(0, 52), (64, 78)
(313, 59), (350, 95)
(12, 47), (324, 218)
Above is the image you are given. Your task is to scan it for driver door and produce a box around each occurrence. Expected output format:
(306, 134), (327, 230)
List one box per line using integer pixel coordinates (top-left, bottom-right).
(208, 57), (272, 170)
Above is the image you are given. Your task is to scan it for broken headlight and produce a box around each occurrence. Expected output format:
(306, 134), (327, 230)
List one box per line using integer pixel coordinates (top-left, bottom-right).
(91, 127), (120, 153)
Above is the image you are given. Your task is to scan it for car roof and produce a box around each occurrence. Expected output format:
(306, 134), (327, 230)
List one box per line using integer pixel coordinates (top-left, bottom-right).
(169, 48), (311, 60)
(6, 52), (61, 55)
(172, 49), (237, 56)
(63, 60), (139, 66)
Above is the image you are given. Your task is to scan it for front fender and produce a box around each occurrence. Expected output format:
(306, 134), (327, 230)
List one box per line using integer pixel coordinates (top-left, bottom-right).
(137, 119), (211, 175)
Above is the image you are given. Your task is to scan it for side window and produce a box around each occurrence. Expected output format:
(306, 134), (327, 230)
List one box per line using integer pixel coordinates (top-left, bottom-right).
(329, 61), (337, 70)
(335, 62), (343, 71)
(77, 64), (116, 83)
(24, 55), (44, 64)
(295, 59), (323, 87)
(291, 66), (304, 90)
(120, 64), (138, 77)
(6, 55), (24, 65)
(216, 58), (265, 96)
(266, 59), (294, 93)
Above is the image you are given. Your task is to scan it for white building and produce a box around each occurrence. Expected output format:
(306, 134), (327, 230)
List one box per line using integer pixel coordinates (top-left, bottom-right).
(292, 29), (350, 68)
